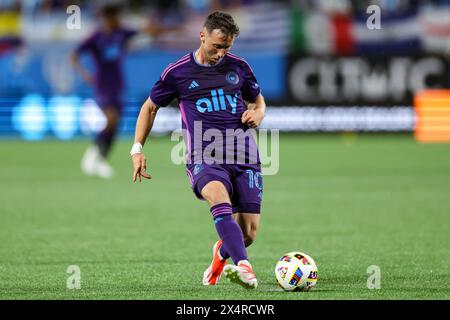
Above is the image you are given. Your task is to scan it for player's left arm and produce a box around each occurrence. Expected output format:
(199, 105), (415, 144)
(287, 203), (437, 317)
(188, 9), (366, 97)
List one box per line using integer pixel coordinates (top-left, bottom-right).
(241, 94), (266, 128)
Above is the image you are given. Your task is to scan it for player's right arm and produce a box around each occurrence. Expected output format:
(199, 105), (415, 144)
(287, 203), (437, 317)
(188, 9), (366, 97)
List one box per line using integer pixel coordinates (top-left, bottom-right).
(70, 33), (96, 84)
(70, 51), (93, 84)
(132, 61), (178, 182)
(131, 98), (159, 182)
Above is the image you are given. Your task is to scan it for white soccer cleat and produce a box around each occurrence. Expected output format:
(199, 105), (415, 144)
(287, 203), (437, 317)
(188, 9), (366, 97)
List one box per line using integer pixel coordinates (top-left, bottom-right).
(95, 157), (115, 179)
(81, 145), (100, 176)
(223, 260), (258, 289)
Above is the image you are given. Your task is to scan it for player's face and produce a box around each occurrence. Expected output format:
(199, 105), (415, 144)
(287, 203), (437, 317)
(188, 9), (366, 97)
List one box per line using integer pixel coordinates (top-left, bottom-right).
(200, 29), (234, 65)
(102, 13), (120, 31)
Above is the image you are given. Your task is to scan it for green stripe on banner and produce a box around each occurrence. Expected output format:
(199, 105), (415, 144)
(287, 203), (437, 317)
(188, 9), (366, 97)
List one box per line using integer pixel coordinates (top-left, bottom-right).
(290, 5), (305, 53)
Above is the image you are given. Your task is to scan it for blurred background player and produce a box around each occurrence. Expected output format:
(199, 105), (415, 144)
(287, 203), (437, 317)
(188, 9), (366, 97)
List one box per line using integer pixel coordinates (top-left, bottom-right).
(70, 4), (137, 179)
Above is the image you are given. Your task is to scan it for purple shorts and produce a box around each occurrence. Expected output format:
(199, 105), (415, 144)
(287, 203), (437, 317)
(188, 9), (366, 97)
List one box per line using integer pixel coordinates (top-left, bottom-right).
(186, 163), (263, 213)
(95, 91), (123, 112)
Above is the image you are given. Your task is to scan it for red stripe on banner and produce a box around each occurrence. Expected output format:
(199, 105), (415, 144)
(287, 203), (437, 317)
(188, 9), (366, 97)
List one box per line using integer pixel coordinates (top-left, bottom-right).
(423, 23), (450, 37)
(331, 14), (355, 55)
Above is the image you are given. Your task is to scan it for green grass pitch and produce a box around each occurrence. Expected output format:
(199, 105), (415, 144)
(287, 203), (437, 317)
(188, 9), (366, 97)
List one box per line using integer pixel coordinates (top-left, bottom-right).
(1, 134), (449, 299)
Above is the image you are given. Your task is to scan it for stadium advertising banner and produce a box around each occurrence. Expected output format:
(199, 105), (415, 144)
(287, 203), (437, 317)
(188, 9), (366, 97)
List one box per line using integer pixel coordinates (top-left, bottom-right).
(287, 55), (450, 106)
(2, 50), (449, 138)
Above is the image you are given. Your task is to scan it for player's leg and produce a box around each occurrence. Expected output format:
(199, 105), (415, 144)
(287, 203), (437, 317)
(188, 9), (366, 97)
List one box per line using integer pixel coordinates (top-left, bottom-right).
(186, 165), (233, 285)
(219, 213), (260, 259)
(94, 106), (120, 178)
(81, 92), (122, 178)
(222, 164), (262, 288)
(198, 180), (234, 286)
(95, 106), (120, 158)
(201, 181), (248, 264)
(233, 213), (260, 247)
(201, 180), (257, 289)
(221, 164), (263, 257)
(186, 164), (256, 287)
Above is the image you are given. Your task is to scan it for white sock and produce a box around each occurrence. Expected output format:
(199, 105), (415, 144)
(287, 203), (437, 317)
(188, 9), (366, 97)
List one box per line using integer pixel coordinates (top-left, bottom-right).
(237, 260), (251, 267)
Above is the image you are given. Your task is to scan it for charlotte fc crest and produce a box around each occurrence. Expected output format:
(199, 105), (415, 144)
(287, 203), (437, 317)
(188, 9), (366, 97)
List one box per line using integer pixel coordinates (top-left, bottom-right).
(226, 71), (239, 85)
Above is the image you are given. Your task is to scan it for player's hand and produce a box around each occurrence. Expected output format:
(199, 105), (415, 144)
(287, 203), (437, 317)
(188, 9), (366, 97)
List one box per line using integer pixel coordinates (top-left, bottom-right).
(132, 153), (152, 182)
(241, 109), (264, 128)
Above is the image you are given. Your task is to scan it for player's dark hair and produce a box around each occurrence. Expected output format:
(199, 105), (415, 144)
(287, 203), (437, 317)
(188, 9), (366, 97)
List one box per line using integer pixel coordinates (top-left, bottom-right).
(100, 4), (122, 17)
(204, 11), (240, 38)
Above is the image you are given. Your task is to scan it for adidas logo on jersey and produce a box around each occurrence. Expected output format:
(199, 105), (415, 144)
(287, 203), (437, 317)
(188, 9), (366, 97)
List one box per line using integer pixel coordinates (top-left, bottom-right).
(188, 80), (200, 90)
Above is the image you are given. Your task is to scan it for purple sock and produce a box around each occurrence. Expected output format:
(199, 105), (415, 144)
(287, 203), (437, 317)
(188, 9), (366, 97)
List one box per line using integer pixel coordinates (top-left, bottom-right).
(220, 238), (253, 260)
(95, 126), (117, 158)
(211, 203), (247, 265)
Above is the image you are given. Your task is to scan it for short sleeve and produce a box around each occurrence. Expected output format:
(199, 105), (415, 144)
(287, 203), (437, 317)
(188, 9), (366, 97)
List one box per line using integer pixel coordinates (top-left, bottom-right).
(241, 62), (261, 102)
(76, 32), (97, 54)
(150, 71), (178, 108)
(122, 29), (138, 45)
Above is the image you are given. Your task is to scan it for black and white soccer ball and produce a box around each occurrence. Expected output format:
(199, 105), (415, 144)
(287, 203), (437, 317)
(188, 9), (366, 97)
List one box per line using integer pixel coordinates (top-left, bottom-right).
(275, 251), (318, 291)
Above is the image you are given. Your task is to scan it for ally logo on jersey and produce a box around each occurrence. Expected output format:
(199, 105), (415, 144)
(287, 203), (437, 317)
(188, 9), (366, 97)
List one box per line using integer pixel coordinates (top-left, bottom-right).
(196, 88), (239, 114)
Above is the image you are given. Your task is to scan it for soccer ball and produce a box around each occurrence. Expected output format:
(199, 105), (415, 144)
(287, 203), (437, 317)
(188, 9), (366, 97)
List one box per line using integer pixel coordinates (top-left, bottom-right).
(274, 251), (318, 291)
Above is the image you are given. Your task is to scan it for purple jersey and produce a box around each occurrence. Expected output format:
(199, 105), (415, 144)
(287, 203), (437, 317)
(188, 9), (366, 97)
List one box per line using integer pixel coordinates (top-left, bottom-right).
(76, 28), (137, 95)
(150, 52), (261, 164)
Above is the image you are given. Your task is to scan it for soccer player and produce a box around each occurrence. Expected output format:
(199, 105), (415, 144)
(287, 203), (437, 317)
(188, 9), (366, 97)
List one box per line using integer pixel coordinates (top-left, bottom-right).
(130, 11), (266, 289)
(71, 4), (137, 179)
